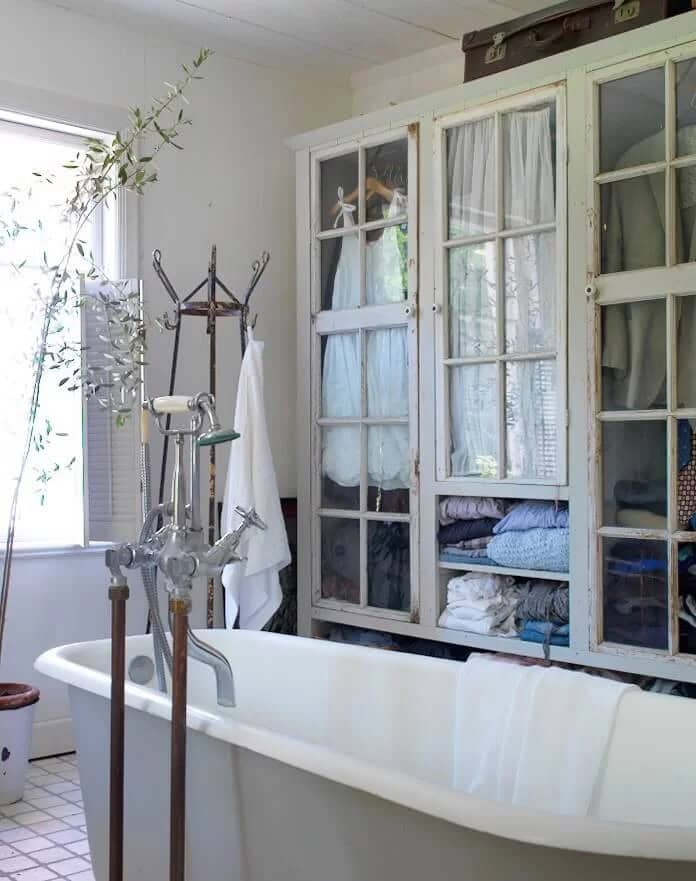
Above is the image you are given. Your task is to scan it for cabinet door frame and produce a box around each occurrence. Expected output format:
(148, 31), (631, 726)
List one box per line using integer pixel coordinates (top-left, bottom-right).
(432, 83), (568, 490)
(585, 39), (696, 664)
(308, 123), (421, 623)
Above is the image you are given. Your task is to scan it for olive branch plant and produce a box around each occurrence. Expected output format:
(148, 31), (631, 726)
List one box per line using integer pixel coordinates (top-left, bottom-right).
(0, 48), (212, 662)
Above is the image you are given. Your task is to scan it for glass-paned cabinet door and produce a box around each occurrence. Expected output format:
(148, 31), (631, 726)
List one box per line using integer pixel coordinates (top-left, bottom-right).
(310, 126), (418, 621)
(589, 47), (696, 660)
(434, 86), (567, 484)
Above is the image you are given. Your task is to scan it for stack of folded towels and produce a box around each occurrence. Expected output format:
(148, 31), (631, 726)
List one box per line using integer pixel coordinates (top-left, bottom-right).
(438, 496), (507, 565)
(487, 500), (569, 573)
(438, 572), (519, 637)
(438, 575), (570, 644)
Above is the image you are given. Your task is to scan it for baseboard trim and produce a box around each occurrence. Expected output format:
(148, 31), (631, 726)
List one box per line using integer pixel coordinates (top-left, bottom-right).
(31, 717), (74, 759)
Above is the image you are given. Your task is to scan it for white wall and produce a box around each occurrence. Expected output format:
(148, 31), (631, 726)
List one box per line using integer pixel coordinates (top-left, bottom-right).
(350, 43), (462, 115)
(0, 0), (351, 755)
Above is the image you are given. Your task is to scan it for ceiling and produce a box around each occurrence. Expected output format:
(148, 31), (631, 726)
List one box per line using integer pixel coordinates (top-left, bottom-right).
(49, 0), (552, 73)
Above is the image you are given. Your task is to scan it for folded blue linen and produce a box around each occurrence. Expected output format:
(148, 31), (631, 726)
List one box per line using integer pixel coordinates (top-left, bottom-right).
(487, 528), (569, 572)
(493, 500), (569, 535)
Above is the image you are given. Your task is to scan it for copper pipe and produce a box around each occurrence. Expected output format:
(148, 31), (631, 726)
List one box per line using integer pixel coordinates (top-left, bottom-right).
(170, 597), (190, 881)
(109, 582), (129, 881)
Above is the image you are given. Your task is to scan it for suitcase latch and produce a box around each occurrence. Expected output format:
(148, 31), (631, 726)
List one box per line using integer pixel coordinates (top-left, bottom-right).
(485, 32), (507, 65)
(615, 0), (640, 22)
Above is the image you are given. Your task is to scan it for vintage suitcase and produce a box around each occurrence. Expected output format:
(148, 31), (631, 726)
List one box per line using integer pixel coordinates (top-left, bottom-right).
(462, 0), (695, 81)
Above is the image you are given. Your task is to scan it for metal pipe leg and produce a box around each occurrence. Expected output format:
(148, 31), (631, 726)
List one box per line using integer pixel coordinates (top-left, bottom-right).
(170, 596), (190, 881)
(109, 581), (129, 881)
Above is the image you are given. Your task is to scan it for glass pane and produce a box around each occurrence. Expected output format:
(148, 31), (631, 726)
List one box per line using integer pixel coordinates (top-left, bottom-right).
(504, 232), (556, 354)
(367, 521), (410, 611)
(446, 118), (495, 239)
(368, 425), (409, 513)
(448, 243), (497, 358)
(503, 103), (556, 228)
(365, 138), (408, 224)
(366, 327), (408, 418)
(321, 427), (360, 510)
(677, 419), (696, 530)
(600, 174), (665, 274)
(505, 359), (557, 480)
(321, 333), (360, 418)
(676, 59), (696, 158)
(320, 152), (358, 232)
(676, 167), (696, 264)
(602, 421), (666, 528)
(678, 542), (696, 655)
(366, 223), (408, 305)
(599, 68), (665, 173)
(449, 363), (498, 478)
(601, 300), (666, 410)
(677, 296), (696, 406)
(321, 235), (358, 311)
(321, 518), (360, 604)
(602, 537), (668, 650)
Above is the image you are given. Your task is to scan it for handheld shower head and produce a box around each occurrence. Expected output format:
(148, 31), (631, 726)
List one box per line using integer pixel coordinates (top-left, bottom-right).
(197, 427), (239, 447)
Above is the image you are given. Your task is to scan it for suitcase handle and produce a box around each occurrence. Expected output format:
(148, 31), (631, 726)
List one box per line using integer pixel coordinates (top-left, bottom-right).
(528, 13), (590, 50)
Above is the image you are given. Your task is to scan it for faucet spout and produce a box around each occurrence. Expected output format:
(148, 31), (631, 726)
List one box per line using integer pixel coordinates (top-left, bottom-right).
(186, 627), (236, 707)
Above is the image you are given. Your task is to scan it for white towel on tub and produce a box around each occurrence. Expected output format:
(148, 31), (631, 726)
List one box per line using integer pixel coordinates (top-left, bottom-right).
(453, 653), (637, 816)
(221, 332), (290, 629)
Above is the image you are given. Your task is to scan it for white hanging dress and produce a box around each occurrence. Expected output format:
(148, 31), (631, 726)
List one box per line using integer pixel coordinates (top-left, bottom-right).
(322, 188), (410, 492)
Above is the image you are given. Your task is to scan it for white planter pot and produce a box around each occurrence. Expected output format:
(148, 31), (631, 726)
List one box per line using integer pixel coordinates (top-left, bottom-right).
(0, 684), (39, 806)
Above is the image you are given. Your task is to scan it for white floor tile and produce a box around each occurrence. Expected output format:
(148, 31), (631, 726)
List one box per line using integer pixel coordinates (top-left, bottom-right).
(46, 805), (82, 820)
(45, 856), (90, 875)
(63, 814), (85, 829)
(33, 845), (73, 864)
(26, 796), (67, 811)
(0, 802), (36, 818)
(43, 784), (76, 797)
(28, 820), (70, 836)
(0, 818), (19, 831)
(66, 871), (94, 881)
(0, 844), (19, 859)
(11, 867), (58, 881)
(0, 854), (37, 873)
(13, 837), (54, 855)
(0, 827), (36, 844)
(46, 830), (84, 846)
(64, 840), (89, 857)
(15, 812), (52, 827)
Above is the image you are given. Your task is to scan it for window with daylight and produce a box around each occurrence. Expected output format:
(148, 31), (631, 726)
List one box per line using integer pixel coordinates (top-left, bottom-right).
(0, 114), (121, 547)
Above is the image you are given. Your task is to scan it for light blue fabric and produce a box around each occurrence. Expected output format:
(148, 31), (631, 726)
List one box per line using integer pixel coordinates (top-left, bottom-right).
(520, 621), (569, 646)
(492, 500), (569, 535)
(439, 552), (496, 566)
(487, 528), (569, 572)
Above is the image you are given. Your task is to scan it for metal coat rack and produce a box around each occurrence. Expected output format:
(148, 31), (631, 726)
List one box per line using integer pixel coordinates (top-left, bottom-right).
(152, 244), (270, 626)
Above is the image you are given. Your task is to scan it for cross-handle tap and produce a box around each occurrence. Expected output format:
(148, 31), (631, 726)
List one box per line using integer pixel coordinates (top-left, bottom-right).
(202, 506), (267, 569)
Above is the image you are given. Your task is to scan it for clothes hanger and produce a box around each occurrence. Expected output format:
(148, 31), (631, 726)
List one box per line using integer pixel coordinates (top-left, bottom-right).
(330, 176), (394, 217)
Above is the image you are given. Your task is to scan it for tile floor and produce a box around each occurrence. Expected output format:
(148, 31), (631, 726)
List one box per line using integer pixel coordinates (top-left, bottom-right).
(0, 754), (92, 881)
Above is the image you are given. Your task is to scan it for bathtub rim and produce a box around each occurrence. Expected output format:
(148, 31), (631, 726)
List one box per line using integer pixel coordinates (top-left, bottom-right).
(35, 630), (696, 864)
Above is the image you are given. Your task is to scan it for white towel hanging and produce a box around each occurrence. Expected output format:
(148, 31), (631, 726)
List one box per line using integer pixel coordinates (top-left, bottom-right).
(221, 329), (290, 629)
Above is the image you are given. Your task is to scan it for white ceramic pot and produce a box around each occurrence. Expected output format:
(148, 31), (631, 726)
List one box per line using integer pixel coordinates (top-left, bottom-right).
(0, 684), (39, 805)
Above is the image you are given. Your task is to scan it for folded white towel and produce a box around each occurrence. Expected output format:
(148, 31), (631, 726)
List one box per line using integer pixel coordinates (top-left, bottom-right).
(439, 608), (518, 637)
(453, 654), (637, 816)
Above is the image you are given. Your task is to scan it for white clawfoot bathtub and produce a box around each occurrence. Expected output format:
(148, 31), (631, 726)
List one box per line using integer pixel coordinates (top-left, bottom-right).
(36, 631), (696, 881)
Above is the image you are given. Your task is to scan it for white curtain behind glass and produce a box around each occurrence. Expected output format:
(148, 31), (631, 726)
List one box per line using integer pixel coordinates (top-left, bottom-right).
(0, 122), (88, 545)
(322, 191), (410, 492)
(447, 107), (556, 479)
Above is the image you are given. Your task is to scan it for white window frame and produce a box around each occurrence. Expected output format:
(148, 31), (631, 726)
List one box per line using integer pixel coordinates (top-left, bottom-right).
(308, 124), (420, 622)
(0, 91), (138, 552)
(586, 40), (696, 663)
(433, 83), (568, 490)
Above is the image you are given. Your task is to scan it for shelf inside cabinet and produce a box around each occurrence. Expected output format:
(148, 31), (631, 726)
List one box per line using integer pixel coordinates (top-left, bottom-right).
(438, 561), (569, 581)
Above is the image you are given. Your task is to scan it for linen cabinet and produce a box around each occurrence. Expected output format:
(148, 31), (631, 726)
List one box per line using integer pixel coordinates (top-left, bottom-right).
(290, 12), (696, 683)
